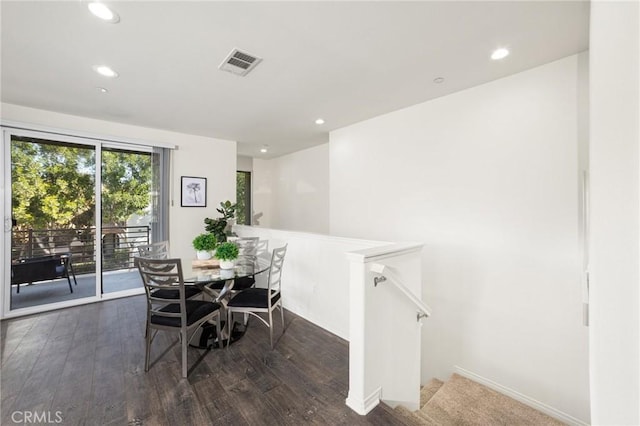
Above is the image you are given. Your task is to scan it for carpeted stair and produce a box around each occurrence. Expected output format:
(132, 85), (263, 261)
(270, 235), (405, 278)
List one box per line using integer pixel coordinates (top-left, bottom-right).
(394, 373), (565, 425)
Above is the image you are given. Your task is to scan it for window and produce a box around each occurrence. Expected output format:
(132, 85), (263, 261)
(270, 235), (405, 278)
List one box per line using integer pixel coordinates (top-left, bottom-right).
(236, 171), (251, 225)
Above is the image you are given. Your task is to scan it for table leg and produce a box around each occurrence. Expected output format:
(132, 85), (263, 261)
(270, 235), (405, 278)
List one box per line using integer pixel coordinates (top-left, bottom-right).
(203, 279), (237, 345)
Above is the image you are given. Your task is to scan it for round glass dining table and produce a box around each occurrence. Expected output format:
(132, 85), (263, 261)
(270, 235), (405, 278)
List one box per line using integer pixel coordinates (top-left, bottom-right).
(182, 255), (271, 348)
(183, 255), (270, 299)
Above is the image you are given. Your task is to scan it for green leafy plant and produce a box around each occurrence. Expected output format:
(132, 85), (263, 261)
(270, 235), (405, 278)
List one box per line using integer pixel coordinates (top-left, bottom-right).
(11, 140), (152, 230)
(204, 200), (237, 243)
(192, 233), (217, 251)
(215, 242), (239, 261)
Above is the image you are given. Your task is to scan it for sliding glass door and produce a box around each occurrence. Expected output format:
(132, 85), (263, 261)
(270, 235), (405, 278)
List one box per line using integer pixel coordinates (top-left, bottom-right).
(3, 128), (169, 316)
(8, 134), (97, 311)
(101, 147), (153, 294)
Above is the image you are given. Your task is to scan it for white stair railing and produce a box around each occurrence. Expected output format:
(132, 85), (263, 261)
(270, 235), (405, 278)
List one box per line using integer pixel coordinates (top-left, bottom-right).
(346, 242), (427, 415)
(371, 262), (431, 322)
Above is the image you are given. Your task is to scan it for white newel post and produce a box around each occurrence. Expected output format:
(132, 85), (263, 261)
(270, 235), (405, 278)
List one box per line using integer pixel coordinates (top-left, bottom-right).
(345, 257), (373, 414)
(346, 243), (425, 415)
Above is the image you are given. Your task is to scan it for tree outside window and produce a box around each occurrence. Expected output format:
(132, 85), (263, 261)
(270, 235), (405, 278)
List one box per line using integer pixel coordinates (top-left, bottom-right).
(236, 171), (251, 225)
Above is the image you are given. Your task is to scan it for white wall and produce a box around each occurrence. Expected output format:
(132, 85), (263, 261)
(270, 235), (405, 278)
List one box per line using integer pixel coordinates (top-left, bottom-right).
(589, 1), (640, 424)
(330, 55), (590, 422)
(237, 155), (253, 172)
(170, 136), (236, 261)
(234, 225), (385, 339)
(252, 155), (274, 228)
(0, 103), (237, 264)
(253, 143), (329, 234)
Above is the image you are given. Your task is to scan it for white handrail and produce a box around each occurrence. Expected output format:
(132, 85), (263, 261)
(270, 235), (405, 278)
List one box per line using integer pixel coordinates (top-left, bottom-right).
(371, 263), (431, 321)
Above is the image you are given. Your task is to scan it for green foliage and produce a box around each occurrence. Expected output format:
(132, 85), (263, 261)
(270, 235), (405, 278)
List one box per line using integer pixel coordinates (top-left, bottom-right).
(236, 172), (249, 225)
(204, 200), (237, 242)
(102, 249), (132, 271)
(101, 149), (153, 226)
(215, 242), (239, 261)
(192, 233), (217, 251)
(12, 139), (96, 230)
(11, 138), (152, 231)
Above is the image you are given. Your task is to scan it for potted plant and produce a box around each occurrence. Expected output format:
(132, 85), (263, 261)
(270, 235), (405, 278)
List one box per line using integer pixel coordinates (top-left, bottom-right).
(204, 200), (237, 243)
(192, 233), (217, 260)
(215, 241), (239, 269)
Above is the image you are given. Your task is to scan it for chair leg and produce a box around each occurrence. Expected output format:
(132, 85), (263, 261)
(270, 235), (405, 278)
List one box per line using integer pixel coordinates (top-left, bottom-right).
(66, 274), (73, 293)
(144, 325), (152, 372)
(215, 312), (222, 348)
(144, 312), (150, 338)
(227, 309), (233, 348)
(280, 303), (285, 330)
(181, 329), (188, 378)
(68, 263), (78, 285)
(269, 309), (274, 349)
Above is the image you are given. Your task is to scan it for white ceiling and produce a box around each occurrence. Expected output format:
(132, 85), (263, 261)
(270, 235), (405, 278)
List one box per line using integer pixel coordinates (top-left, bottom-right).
(1, 1), (589, 158)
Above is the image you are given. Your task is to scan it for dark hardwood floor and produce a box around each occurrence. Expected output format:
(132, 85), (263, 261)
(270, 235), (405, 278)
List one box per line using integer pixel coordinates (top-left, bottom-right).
(1, 295), (406, 425)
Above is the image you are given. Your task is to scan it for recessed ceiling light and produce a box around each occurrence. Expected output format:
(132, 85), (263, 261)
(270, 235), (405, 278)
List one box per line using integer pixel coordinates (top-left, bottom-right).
(88, 2), (120, 23)
(491, 48), (510, 60)
(433, 77), (445, 84)
(315, 118), (325, 125)
(260, 146), (268, 153)
(93, 65), (118, 78)
(97, 87), (108, 93)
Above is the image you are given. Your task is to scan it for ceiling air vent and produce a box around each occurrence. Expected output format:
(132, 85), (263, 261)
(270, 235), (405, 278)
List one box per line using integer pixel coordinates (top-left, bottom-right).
(218, 48), (262, 76)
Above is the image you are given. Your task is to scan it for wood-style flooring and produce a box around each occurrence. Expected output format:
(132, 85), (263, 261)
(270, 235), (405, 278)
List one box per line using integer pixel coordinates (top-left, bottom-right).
(1, 295), (406, 425)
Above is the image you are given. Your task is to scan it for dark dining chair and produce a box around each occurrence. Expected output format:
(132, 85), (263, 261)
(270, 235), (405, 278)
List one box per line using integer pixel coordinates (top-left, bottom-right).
(227, 244), (287, 349)
(136, 240), (170, 259)
(233, 237), (260, 291)
(136, 241), (202, 300)
(205, 237), (261, 296)
(136, 257), (222, 378)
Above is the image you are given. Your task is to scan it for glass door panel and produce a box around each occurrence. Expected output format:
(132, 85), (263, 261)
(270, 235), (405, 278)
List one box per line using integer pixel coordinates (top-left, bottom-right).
(10, 136), (97, 310)
(101, 147), (152, 294)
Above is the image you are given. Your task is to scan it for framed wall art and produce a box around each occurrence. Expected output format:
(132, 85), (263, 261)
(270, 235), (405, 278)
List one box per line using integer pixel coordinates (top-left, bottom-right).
(181, 176), (207, 207)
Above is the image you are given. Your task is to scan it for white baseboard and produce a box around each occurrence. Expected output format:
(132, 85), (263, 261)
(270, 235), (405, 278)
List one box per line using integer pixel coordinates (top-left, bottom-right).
(346, 387), (382, 415)
(454, 366), (589, 426)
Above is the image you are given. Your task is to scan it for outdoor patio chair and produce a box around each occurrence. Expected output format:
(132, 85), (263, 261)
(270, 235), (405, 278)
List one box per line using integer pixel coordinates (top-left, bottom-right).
(11, 253), (77, 294)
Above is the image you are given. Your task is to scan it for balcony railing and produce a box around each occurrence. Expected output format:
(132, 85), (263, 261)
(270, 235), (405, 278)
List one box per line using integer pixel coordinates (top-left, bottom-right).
(11, 226), (150, 274)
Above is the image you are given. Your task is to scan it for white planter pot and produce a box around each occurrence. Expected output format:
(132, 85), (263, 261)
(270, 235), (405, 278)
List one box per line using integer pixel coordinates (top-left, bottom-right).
(196, 250), (212, 260)
(219, 259), (235, 270)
